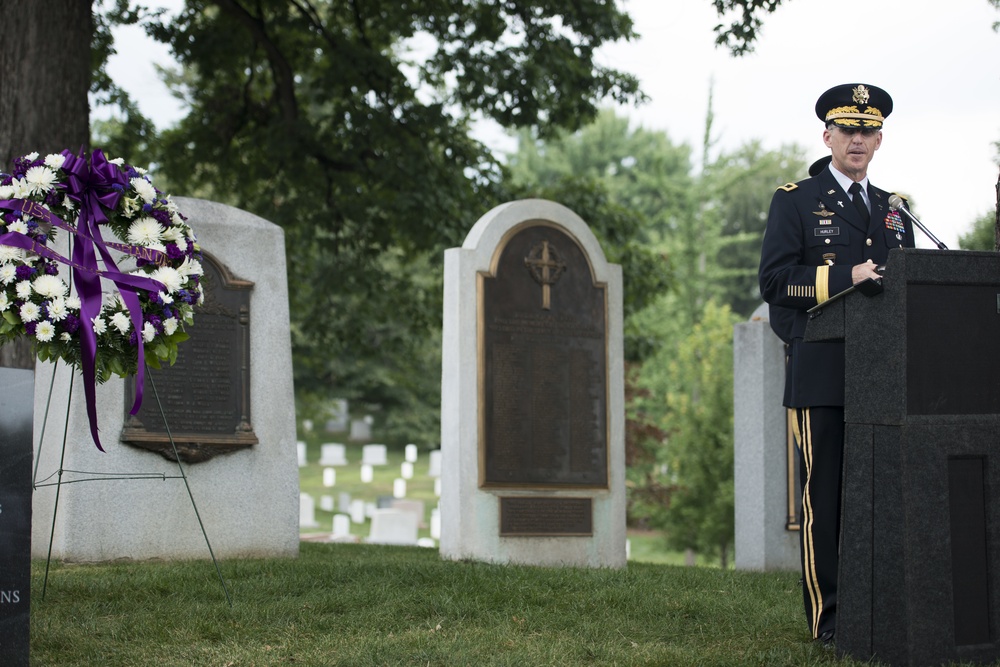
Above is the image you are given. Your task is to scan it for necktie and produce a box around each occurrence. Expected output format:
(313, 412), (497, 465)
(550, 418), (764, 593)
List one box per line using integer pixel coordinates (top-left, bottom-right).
(849, 182), (870, 224)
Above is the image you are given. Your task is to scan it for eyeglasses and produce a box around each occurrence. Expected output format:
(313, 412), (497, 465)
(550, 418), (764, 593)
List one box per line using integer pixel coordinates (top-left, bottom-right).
(833, 126), (881, 138)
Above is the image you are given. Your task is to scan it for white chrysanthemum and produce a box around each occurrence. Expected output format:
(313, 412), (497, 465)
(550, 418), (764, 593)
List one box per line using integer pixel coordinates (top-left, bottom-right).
(178, 257), (203, 277)
(92, 316), (107, 335)
(32, 274), (68, 298)
(127, 217), (163, 245)
(130, 177), (157, 204)
(62, 196), (76, 211)
(47, 297), (68, 322)
(44, 153), (66, 170)
(35, 320), (55, 342)
(109, 157), (124, 166)
(19, 302), (40, 322)
(60, 332), (72, 342)
(0, 184), (12, 199)
(0, 245), (25, 263)
(15, 281), (32, 299)
(0, 292), (8, 311)
(66, 295), (81, 310)
(24, 152), (39, 161)
(142, 322), (156, 343)
(24, 166), (57, 194)
(7, 220), (28, 235)
(133, 166), (148, 175)
(158, 291), (174, 305)
(163, 317), (178, 336)
(0, 265), (17, 284)
(110, 312), (130, 334)
(149, 266), (183, 293)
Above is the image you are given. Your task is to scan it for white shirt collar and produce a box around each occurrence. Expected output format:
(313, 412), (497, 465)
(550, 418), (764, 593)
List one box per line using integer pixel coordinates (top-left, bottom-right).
(828, 163), (870, 205)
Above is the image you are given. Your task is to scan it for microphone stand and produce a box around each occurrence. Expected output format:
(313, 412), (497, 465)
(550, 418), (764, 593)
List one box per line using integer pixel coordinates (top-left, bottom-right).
(892, 202), (948, 249)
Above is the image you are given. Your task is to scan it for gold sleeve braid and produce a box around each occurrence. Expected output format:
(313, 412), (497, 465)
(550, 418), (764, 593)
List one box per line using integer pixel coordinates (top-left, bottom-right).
(815, 265), (830, 304)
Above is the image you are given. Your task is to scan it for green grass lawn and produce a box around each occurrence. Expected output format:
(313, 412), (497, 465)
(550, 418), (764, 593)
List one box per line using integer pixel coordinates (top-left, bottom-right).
(32, 541), (865, 667)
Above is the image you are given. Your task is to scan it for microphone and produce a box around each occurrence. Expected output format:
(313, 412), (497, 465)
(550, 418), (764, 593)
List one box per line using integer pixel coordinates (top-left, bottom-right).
(888, 195), (948, 249)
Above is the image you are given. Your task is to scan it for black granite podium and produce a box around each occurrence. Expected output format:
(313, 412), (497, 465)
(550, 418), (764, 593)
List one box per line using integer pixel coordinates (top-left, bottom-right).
(805, 248), (1000, 667)
(0, 367), (33, 667)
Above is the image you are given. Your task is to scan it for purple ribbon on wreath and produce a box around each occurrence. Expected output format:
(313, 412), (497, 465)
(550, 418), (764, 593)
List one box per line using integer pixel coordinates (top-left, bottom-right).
(0, 149), (169, 451)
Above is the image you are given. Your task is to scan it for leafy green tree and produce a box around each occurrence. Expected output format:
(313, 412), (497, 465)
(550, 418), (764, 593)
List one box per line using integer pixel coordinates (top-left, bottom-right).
(702, 139), (807, 316)
(959, 211), (999, 251)
(93, 0), (645, 441)
(632, 300), (739, 567)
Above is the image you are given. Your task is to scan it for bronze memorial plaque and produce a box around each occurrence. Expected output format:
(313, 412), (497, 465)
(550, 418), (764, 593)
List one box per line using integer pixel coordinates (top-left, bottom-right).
(121, 252), (258, 462)
(499, 497), (593, 536)
(480, 222), (608, 487)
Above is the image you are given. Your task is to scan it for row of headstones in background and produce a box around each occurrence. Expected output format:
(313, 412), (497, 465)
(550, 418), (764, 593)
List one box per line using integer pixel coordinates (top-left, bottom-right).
(296, 442), (441, 475)
(302, 492), (441, 547)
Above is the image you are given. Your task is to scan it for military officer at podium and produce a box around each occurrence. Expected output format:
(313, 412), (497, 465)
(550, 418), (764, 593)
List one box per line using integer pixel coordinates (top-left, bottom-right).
(758, 83), (915, 646)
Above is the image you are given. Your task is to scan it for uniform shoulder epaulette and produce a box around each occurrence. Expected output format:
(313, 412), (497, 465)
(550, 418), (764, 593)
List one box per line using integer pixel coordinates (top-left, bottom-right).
(776, 183), (798, 192)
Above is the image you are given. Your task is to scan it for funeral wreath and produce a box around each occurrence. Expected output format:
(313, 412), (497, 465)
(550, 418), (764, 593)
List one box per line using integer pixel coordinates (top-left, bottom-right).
(0, 149), (202, 449)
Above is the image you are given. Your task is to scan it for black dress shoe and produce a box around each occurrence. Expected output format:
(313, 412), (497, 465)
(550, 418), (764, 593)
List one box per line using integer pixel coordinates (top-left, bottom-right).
(815, 629), (835, 649)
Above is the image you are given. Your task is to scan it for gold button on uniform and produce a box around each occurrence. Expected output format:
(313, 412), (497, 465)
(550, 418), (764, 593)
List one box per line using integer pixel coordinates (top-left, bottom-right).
(866, 238), (873, 246)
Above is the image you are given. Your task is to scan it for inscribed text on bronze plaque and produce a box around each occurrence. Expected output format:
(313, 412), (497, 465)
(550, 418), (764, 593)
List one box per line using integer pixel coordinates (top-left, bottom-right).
(121, 252), (258, 462)
(481, 223), (608, 487)
(499, 497), (593, 536)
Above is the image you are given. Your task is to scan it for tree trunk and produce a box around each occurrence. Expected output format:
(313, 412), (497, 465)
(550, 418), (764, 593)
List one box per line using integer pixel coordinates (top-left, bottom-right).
(0, 0), (92, 369)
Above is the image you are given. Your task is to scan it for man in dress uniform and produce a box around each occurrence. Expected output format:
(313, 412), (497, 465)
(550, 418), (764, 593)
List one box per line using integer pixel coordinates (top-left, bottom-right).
(758, 83), (915, 646)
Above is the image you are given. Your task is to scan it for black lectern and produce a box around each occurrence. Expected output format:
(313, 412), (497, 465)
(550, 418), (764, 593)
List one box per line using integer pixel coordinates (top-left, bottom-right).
(806, 248), (1000, 667)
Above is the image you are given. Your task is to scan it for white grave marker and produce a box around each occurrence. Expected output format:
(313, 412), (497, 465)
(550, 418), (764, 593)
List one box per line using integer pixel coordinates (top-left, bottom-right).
(319, 495), (335, 512)
(367, 509), (418, 546)
(299, 493), (319, 528)
(401, 462), (414, 480)
(323, 467), (336, 487)
(405, 444), (418, 462)
(393, 478), (406, 499)
(297, 441), (307, 467)
(349, 499), (366, 524)
(332, 514), (352, 539)
(362, 444), (388, 466)
(360, 464), (374, 483)
(318, 443), (348, 466)
(427, 450), (442, 478)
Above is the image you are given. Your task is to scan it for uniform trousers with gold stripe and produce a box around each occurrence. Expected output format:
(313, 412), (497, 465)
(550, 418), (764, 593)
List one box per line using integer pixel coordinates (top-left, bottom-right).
(792, 405), (843, 640)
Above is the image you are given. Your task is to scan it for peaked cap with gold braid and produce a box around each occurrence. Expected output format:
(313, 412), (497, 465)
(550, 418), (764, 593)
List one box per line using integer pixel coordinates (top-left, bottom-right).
(815, 83), (893, 129)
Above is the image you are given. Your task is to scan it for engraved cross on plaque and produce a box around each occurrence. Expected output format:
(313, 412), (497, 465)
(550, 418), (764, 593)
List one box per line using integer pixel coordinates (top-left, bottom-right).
(524, 240), (567, 310)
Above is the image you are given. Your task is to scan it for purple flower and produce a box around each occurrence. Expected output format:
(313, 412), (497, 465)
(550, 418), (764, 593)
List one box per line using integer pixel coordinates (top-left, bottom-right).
(166, 243), (184, 259)
(15, 265), (35, 280)
(62, 314), (80, 334)
(25, 321), (36, 335)
(151, 209), (171, 226)
(44, 263), (59, 275)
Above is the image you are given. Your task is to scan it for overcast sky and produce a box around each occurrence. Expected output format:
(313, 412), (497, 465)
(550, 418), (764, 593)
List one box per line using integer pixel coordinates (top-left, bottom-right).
(106, 0), (1000, 249)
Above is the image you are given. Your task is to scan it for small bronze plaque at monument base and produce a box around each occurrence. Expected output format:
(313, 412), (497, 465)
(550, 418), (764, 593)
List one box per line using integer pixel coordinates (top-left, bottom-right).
(480, 223), (608, 488)
(499, 497), (593, 536)
(121, 252), (258, 463)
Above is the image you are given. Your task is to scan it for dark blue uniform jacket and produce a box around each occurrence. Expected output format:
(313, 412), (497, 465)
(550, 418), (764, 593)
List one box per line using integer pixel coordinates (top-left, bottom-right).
(758, 166), (915, 408)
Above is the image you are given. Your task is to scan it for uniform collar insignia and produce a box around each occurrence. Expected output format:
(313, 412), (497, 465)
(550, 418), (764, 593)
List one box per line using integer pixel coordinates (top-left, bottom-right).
(827, 189), (836, 195)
